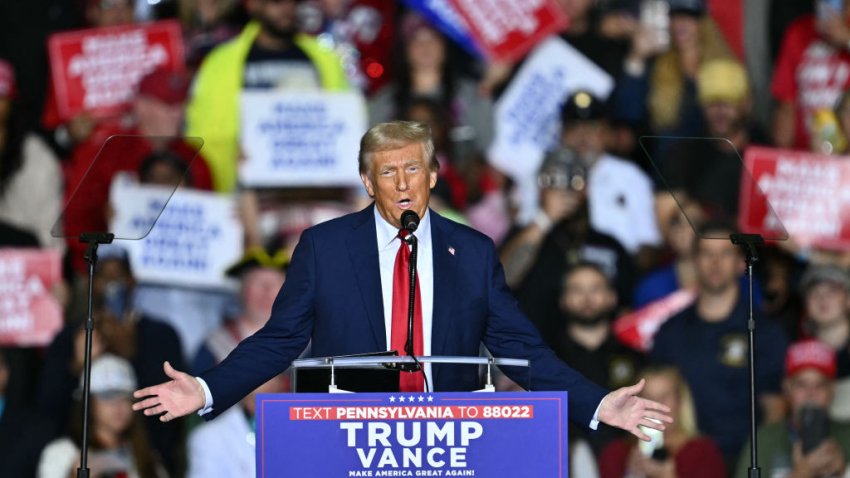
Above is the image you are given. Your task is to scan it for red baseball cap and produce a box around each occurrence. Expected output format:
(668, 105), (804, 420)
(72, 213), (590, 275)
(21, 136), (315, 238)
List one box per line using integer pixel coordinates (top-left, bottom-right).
(137, 68), (190, 105)
(0, 59), (16, 99)
(785, 340), (837, 378)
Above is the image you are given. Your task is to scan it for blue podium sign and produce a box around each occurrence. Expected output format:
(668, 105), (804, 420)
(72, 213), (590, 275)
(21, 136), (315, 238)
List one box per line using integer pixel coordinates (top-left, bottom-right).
(256, 391), (569, 477)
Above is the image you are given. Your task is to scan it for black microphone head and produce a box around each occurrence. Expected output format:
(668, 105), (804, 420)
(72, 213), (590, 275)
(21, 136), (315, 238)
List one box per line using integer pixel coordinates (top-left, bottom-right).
(400, 210), (420, 232)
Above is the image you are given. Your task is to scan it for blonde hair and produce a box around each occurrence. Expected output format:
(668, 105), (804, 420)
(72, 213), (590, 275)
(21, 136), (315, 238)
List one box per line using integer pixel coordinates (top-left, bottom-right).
(640, 365), (699, 439)
(648, 16), (734, 131)
(358, 121), (437, 174)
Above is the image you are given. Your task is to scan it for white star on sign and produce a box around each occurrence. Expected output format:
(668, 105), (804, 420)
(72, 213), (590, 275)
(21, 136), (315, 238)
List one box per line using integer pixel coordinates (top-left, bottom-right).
(389, 396), (396, 403)
(427, 396), (434, 402)
(418, 396), (425, 402)
(408, 395), (415, 402)
(399, 396), (406, 403)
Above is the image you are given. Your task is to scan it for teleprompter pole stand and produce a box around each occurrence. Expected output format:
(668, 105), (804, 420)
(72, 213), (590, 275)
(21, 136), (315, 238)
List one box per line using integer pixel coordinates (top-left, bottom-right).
(730, 233), (765, 478)
(76, 232), (115, 478)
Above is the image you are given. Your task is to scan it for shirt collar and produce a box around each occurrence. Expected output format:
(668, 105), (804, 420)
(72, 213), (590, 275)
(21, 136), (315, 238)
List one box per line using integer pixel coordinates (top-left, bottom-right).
(374, 205), (431, 251)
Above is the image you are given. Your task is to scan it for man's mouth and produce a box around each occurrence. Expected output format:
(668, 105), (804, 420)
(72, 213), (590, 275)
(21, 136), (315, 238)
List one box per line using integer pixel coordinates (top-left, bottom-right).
(398, 199), (412, 209)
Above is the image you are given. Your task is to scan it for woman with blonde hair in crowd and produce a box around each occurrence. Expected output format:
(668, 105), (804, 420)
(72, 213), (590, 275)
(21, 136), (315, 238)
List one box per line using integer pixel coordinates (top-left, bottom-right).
(598, 365), (727, 478)
(613, 0), (734, 137)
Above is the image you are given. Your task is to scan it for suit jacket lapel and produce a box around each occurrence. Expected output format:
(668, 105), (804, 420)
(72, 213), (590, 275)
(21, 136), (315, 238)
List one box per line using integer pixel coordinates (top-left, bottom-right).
(348, 205), (387, 350)
(430, 211), (457, 357)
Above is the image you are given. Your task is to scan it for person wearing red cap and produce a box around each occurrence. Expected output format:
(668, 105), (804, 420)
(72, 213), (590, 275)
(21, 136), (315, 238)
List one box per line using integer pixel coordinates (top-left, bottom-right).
(734, 340), (850, 478)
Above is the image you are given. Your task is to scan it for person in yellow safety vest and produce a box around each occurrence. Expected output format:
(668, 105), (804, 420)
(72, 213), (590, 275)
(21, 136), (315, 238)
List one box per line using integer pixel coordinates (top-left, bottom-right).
(186, 0), (349, 193)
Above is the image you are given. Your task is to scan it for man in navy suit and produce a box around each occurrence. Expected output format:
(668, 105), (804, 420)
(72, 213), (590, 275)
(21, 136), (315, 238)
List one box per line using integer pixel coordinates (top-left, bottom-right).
(134, 121), (671, 439)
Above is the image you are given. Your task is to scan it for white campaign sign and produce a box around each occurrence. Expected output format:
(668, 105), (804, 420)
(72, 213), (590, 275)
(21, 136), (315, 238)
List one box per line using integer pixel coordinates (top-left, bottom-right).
(488, 36), (613, 222)
(110, 180), (243, 289)
(240, 91), (367, 187)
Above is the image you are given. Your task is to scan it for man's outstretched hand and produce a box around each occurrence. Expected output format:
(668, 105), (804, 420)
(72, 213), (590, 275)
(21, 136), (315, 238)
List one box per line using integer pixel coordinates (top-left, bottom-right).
(598, 379), (673, 441)
(132, 361), (205, 422)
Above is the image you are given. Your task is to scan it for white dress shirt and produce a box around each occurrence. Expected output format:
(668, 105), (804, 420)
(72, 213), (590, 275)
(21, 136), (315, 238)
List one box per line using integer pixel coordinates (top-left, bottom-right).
(375, 207), (434, 390)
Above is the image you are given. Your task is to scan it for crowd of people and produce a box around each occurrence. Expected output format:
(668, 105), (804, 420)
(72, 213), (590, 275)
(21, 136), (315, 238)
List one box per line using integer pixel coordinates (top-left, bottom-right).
(2, 0), (850, 476)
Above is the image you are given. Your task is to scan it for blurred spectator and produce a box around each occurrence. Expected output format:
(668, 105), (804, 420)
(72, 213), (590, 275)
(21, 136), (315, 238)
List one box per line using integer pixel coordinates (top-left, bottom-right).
(599, 364), (727, 478)
(36, 252), (185, 475)
(501, 148), (588, 289)
(179, 0), (245, 69)
(614, 0), (733, 137)
(560, 90), (660, 256)
(402, 97), (468, 212)
(734, 340), (850, 478)
(0, 347), (53, 477)
(633, 198), (704, 307)
(187, 375), (285, 477)
(62, 68), (213, 276)
(514, 151), (636, 339)
(38, 354), (167, 478)
(559, 0), (636, 78)
(299, 0), (397, 93)
(798, 264), (850, 420)
(368, 12), (493, 163)
(651, 221), (788, 469)
(799, 265), (850, 369)
(186, 0), (349, 193)
(0, 59), (64, 250)
(658, 59), (765, 221)
(553, 262), (645, 454)
(772, 1), (850, 150)
(192, 244), (288, 375)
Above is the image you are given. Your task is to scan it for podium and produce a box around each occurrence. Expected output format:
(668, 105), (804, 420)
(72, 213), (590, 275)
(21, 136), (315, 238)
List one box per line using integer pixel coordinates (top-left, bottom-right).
(255, 355), (570, 477)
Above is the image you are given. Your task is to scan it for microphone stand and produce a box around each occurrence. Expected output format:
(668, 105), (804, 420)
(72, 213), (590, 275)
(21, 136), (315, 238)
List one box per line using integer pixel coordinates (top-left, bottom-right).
(402, 232), (429, 392)
(730, 233), (764, 478)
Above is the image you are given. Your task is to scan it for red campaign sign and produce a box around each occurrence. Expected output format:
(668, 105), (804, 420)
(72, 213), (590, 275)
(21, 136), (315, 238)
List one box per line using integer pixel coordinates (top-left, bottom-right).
(47, 20), (185, 122)
(0, 249), (63, 347)
(448, 0), (568, 61)
(739, 146), (850, 250)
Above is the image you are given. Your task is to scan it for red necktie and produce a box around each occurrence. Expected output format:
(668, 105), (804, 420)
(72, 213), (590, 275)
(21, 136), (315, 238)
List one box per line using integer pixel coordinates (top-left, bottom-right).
(391, 230), (424, 392)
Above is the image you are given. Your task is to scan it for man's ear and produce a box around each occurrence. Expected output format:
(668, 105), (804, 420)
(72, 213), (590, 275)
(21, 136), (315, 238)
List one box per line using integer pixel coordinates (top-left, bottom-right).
(361, 173), (375, 197)
(429, 169), (438, 189)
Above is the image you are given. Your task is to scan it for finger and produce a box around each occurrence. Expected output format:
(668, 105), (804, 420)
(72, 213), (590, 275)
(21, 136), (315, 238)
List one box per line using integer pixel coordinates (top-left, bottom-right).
(632, 427), (651, 442)
(639, 418), (666, 431)
(623, 378), (646, 396)
(143, 404), (168, 417)
(642, 410), (674, 424)
(132, 396), (162, 411)
(163, 361), (179, 379)
(640, 398), (672, 415)
(133, 385), (161, 399)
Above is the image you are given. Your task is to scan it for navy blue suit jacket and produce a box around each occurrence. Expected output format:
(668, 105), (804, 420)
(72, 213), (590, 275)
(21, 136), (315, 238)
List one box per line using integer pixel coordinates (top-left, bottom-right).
(201, 206), (608, 427)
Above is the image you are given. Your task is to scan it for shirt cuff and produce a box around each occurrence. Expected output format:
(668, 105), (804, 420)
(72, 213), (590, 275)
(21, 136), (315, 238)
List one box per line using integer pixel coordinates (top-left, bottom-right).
(589, 399), (604, 430)
(196, 376), (214, 416)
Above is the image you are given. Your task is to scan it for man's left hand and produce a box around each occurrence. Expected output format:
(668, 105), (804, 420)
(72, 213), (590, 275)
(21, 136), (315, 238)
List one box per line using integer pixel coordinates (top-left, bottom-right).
(598, 379), (673, 440)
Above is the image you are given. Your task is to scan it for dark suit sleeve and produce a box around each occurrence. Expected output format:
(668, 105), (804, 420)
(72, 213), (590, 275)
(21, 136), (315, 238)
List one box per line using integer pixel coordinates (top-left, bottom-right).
(200, 228), (317, 419)
(480, 240), (609, 428)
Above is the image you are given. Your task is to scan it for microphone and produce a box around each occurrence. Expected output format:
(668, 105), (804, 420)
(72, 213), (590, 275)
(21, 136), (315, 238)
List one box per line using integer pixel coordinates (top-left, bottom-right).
(400, 210), (420, 234)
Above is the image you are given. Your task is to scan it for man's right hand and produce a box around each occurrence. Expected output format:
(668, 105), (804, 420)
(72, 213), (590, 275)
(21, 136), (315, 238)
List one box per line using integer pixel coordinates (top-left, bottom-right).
(132, 361), (205, 422)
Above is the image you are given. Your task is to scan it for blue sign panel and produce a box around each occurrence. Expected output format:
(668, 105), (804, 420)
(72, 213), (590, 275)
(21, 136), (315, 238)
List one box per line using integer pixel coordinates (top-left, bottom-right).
(256, 391), (569, 477)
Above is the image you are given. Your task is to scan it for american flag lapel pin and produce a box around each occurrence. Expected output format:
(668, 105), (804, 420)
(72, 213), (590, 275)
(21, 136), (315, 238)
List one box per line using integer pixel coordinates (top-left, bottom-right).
(448, 246), (455, 256)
